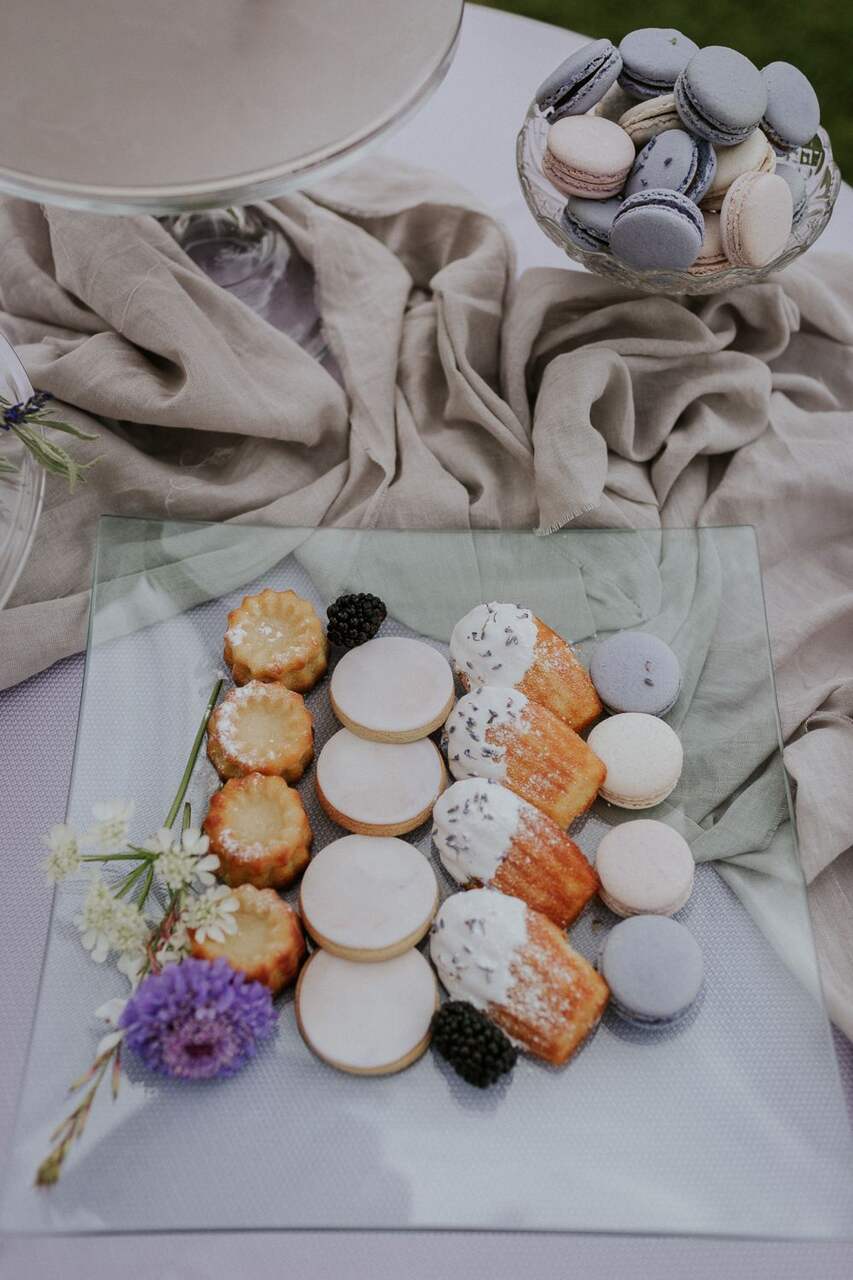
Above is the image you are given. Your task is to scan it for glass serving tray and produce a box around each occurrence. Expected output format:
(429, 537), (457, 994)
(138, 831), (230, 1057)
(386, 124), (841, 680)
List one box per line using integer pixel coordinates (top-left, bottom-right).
(3, 518), (852, 1239)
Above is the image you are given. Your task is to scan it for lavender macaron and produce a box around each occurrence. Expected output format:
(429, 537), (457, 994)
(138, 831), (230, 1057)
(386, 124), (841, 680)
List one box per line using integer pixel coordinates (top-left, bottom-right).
(625, 129), (717, 204)
(618, 28), (699, 100)
(600, 914), (704, 1028)
(536, 39), (623, 120)
(761, 62), (820, 152)
(675, 46), (767, 147)
(610, 189), (704, 271)
(590, 631), (681, 716)
(561, 195), (623, 251)
(775, 160), (809, 226)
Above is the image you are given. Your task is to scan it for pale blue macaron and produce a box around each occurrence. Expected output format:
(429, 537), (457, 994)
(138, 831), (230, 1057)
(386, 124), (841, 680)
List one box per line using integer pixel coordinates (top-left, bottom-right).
(610, 189), (704, 271)
(561, 195), (623, 251)
(775, 160), (808, 226)
(600, 915), (704, 1027)
(618, 28), (698, 100)
(536, 39), (623, 120)
(590, 631), (682, 716)
(624, 128), (715, 204)
(675, 46), (767, 147)
(761, 62), (820, 152)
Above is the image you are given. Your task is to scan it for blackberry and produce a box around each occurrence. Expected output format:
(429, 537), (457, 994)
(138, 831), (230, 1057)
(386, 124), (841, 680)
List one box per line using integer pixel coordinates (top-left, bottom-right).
(326, 593), (387, 649)
(430, 1000), (517, 1088)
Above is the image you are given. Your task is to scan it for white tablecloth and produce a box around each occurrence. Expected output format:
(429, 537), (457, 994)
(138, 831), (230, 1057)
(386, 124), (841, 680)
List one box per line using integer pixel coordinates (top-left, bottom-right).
(2, 6), (852, 1277)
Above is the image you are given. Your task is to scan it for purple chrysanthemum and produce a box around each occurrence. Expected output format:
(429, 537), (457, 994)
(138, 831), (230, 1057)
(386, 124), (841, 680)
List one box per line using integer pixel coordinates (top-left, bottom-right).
(119, 957), (276, 1081)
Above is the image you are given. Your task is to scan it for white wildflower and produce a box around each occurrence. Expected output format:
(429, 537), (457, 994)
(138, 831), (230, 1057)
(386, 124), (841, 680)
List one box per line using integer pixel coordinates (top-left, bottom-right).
(182, 885), (239, 944)
(116, 947), (147, 988)
(142, 828), (174, 856)
(94, 997), (127, 1058)
(154, 919), (190, 969)
(107, 900), (149, 957)
(85, 799), (135, 852)
(42, 823), (81, 883)
(149, 827), (220, 892)
(75, 878), (117, 963)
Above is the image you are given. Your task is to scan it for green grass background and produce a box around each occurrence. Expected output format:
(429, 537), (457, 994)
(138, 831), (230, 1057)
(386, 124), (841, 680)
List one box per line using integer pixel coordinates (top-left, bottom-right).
(482, 1), (850, 177)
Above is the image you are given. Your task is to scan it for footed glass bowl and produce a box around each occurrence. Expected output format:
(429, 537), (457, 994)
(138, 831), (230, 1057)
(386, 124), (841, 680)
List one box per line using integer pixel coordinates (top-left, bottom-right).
(517, 103), (841, 295)
(0, 336), (44, 609)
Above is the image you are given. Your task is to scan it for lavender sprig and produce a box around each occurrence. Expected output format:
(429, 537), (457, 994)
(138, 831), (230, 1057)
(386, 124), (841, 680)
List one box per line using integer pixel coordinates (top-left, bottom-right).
(1, 391), (98, 489)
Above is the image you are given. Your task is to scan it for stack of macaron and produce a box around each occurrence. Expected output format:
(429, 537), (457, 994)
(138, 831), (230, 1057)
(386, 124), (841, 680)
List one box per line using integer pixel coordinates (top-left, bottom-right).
(534, 29), (822, 273)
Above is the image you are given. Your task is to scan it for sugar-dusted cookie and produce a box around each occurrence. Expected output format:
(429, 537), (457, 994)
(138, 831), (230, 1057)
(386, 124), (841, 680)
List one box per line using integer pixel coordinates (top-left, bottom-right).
(300, 835), (438, 961)
(207, 681), (314, 782)
(295, 948), (438, 1076)
(203, 773), (312, 889)
(190, 884), (306, 993)
(224, 588), (328, 693)
(329, 636), (454, 743)
(315, 729), (446, 837)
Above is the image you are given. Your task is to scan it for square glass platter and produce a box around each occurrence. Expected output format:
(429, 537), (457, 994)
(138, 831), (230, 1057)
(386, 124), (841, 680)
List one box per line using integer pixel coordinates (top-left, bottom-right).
(4, 517), (853, 1239)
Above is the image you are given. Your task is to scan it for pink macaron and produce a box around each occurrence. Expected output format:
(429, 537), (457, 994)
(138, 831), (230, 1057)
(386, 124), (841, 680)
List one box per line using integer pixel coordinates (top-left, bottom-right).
(720, 171), (793, 267)
(543, 115), (635, 200)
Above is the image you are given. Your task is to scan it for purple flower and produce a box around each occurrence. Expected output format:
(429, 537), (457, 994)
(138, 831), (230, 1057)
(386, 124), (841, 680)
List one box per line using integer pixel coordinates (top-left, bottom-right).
(119, 957), (276, 1081)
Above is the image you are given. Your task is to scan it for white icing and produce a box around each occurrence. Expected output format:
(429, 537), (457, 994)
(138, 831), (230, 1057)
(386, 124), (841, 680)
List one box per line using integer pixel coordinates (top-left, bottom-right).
(298, 949), (437, 1071)
(316, 729), (443, 825)
(429, 887), (528, 1009)
(450, 602), (537, 690)
(442, 686), (529, 782)
(300, 835), (437, 949)
(587, 713), (683, 807)
(330, 637), (453, 735)
(432, 778), (523, 885)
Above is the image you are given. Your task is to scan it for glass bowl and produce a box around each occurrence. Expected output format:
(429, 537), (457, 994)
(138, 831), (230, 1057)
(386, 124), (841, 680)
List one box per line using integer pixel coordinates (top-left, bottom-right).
(0, 335), (45, 609)
(517, 103), (841, 295)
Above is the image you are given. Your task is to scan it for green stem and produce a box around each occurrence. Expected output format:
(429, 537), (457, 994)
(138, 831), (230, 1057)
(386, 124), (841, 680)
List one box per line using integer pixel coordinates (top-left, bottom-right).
(136, 861), (155, 909)
(181, 802), (192, 834)
(81, 852), (154, 863)
(114, 862), (148, 899)
(162, 680), (222, 829)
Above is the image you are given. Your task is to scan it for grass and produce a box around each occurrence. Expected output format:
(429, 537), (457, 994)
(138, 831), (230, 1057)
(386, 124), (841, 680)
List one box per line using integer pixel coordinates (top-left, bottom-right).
(482, 1), (851, 177)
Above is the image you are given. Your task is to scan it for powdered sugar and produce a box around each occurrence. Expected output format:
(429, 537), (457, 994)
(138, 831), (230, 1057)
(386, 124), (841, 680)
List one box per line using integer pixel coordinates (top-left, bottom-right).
(442, 686), (529, 782)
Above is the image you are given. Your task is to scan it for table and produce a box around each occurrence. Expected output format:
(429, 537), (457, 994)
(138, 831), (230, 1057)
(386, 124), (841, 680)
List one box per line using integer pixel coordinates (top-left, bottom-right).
(2, 5), (851, 1277)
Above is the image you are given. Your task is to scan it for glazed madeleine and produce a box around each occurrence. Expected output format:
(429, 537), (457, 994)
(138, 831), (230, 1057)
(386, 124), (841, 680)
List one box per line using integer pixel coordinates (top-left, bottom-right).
(450, 602), (601, 732)
(433, 777), (598, 928)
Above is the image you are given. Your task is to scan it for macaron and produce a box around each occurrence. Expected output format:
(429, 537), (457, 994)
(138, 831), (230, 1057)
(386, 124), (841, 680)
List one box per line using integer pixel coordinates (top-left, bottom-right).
(618, 28), (699, 100)
(720, 170), (793, 268)
(761, 62), (820, 151)
(587, 712), (683, 809)
(536, 39), (623, 120)
(699, 128), (776, 210)
(595, 819), (694, 917)
(609, 189), (704, 271)
(561, 195), (623, 251)
(589, 631), (681, 716)
(599, 915), (704, 1027)
(618, 93), (682, 147)
(674, 46), (767, 147)
(624, 129), (715, 204)
(593, 82), (636, 124)
(543, 116), (635, 200)
(775, 160), (808, 226)
(688, 212), (728, 276)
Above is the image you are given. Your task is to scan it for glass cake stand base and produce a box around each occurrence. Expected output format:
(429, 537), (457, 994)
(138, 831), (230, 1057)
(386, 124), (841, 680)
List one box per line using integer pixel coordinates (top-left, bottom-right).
(163, 208), (328, 361)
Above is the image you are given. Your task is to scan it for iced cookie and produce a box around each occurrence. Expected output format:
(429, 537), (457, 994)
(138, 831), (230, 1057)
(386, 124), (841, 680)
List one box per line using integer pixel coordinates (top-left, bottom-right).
(190, 884), (306, 993)
(430, 888), (609, 1065)
(443, 686), (605, 829)
(315, 729), (446, 836)
(207, 681), (314, 782)
(224, 588), (328, 693)
(295, 948), (438, 1075)
(203, 772), (312, 889)
(329, 636), (454, 743)
(432, 778), (598, 929)
(451, 602), (601, 731)
(299, 835), (438, 960)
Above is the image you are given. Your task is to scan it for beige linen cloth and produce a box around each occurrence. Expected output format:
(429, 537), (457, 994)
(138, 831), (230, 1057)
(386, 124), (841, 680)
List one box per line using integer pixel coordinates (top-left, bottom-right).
(0, 158), (851, 1035)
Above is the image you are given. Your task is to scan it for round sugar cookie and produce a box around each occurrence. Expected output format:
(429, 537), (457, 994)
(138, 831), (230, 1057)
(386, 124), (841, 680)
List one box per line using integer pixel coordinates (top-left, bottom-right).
(295, 948), (438, 1075)
(330, 636), (454, 742)
(315, 729), (446, 836)
(300, 835), (439, 960)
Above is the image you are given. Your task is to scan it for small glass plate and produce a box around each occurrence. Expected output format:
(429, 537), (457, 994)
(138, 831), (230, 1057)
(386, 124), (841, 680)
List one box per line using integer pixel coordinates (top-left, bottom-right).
(517, 105), (841, 294)
(3, 520), (852, 1238)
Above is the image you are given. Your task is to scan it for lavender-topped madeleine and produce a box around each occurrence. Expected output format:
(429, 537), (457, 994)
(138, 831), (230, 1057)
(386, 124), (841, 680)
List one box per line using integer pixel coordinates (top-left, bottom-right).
(430, 888), (609, 1066)
(432, 778), (599, 928)
(449, 602), (602, 732)
(442, 686), (605, 828)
